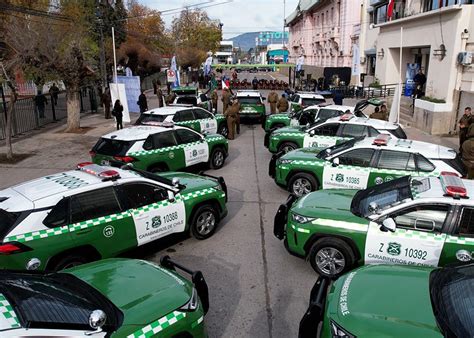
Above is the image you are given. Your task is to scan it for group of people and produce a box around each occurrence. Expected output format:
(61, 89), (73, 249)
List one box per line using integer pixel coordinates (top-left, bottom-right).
(370, 104), (389, 121)
(267, 90), (289, 114)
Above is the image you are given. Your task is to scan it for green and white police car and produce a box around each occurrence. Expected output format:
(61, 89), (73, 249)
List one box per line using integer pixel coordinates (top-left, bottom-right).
(274, 172), (474, 278)
(0, 257), (209, 337)
(135, 105), (228, 137)
(91, 124), (228, 172)
(270, 134), (465, 196)
(0, 163), (227, 271)
(236, 90), (266, 123)
(172, 86), (212, 111)
(265, 113), (407, 153)
(299, 263), (474, 338)
(288, 91), (326, 113)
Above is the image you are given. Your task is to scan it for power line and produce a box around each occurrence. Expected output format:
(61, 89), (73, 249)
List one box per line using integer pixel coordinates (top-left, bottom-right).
(0, 3), (71, 22)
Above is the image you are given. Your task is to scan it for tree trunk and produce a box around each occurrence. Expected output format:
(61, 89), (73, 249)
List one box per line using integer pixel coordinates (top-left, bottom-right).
(5, 85), (17, 160)
(65, 88), (81, 132)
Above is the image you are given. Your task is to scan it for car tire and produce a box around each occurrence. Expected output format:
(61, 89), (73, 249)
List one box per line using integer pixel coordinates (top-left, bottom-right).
(191, 205), (219, 240)
(218, 124), (229, 138)
(308, 238), (356, 278)
(209, 147), (226, 170)
(278, 141), (298, 153)
(148, 163), (169, 173)
(53, 254), (90, 271)
(288, 173), (318, 197)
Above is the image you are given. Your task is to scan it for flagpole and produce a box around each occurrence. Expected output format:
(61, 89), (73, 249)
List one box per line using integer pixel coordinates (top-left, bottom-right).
(112, 27), (118, 84)
(397, 26), (403, 124)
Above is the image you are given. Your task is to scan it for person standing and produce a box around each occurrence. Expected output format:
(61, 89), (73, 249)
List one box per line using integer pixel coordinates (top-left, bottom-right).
(137, 90), (148, 113)
(252, 76), (258, 90)
(152, 79), (157, 95)
(268, 90), (279, 114)
(225, 99), (239, 140)
(221, 87), (231, 115)
(277, 93), (289, 113)
(34, 91), (48, 118)
(459, 107), (473, 153)
(157, 87), (164, 108)
(462, 122), (474, 179)
(413, 69), (427, 98)
(379, 104), (389, 121)
(333, 91), (344, 105)
(49, 83), (60, 106)
(112, 99), (124, 130)
(101, 87), (112, 119)
(211, 89), (218, 113)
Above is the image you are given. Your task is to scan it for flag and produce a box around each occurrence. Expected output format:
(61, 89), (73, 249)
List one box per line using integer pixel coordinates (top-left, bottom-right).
(171, 56), (180, 88)
(204, 55), (213, 76)
(387, 0), (395, 20)
(221, 80), (228, 90)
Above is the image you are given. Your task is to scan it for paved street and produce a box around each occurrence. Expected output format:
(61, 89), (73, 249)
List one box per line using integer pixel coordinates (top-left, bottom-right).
(0, 71), (462, 337)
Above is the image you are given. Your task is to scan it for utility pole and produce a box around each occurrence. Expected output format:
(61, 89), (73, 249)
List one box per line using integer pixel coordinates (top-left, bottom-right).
(282, 0), (286, 47)
(96, 0), (107, 89)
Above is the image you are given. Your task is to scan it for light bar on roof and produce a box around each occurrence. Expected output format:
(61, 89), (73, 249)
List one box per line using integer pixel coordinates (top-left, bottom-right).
(339, 113), (354, 121)
(440, 171), (466, 198)
(373, 134), (391, 146)
(77, 163), (120, 180)
(142, 121), (175, 128)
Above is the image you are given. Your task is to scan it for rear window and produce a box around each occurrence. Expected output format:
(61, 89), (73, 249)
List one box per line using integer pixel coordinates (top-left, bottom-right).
(388, 126), (407, 139)
(238, 97), (261, 104)
(0, 209), (21, 239)
(93, 138), (135, 156)
(136, 114), (169, 125)
(302, 98), (325, 106)
(176, 97), (197, 105)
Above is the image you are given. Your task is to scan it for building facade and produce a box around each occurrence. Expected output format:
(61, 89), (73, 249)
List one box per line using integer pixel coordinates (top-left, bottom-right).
(360, 0), (474, 134)
(214, 41), (234, 64)
(286, 0), (361, 68)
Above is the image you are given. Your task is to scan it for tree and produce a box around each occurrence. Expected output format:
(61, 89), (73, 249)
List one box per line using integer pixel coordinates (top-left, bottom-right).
(171, 9), (222, 69)
(3, 0), (99, 132)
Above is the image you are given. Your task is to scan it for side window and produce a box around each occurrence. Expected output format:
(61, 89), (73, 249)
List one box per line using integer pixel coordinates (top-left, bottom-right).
(176, 128), (202, 144)
(367, 127), (380, 137)
(337, 148), (375, 167)
(313, 123), (339, 136)
(416, 154), (436, 172)
(173, 110), (195, 122)
(292, 95), (300, 103)
(151, 131), (178, 149)
(458, 207), (474, 237)
(70, 188), (122, 224)
(193, 109), (212, 119)
(43, 198), (69, 228)
(121, 183), (167, 209)
(390, 205), (449, 232)
(317, 109), (341, 121)
(377, 151), (417, 171)
(340, 124), (368, 137)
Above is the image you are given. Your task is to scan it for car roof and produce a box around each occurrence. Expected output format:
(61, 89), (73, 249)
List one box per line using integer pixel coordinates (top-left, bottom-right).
(310, 104), (354, 112)
(141, 106), (191, 116)
(321, 116), (400, 130)
(102, 125), (189, 141)
(297, 92), (325, 99)
(236, 90), (261, 97)
(416, 176), (474, 201)
(353, 137), (456, 159)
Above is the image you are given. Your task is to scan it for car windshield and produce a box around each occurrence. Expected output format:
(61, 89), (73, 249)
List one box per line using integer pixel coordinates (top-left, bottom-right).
(136, 114), (169, 125)
(350, 176), (430, 217)
(176, 97), (197, 105)
(0, 272), (121, 330)
(93, 138), (135, 156)
(430, 264), (474, 337)
(238, 97), (261, 104)
(302, 98), (325, 106)
(316, 138), (361, 159)
(0, 209), (21, 239)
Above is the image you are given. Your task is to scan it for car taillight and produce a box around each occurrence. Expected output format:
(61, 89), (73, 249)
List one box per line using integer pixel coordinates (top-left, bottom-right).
(113, 156), (136, 163)
(0, 243), (25, 255)
(77, 162), (94, 168)
(89, 150), (96, 157)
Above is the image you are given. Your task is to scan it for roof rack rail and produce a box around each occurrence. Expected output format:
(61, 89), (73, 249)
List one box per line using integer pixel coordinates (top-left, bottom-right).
(120, 164), (186, 190)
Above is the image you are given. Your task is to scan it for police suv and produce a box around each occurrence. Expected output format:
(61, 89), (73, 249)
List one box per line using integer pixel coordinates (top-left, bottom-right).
(0, 257), (209, 337)
(91, 123), (228, 172)
(171, 86), (212, 111)
(271, 134), (465, 196)
(135, 105), (228, 137)
(0, 163), (228, 271)
(235, 90), (266, 123)
(275, 172), (474, 278)
(288, 91), (326, 113)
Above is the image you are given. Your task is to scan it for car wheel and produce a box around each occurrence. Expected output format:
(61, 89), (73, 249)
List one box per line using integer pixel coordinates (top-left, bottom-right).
(209, 147), (226, 169)
(218, 124), (229, 138)
(288, 173), (318, 197)
(308, 238), (356, 278)
(53, 254), (90, 271)
(278, 142), (298, 153)
(191, 205), (218, 240)
(148, 164), (169, 173)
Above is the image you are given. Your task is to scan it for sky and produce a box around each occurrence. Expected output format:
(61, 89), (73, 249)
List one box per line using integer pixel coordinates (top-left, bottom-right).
(140, 0), (299, 39)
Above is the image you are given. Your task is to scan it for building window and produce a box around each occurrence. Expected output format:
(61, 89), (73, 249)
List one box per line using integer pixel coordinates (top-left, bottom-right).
(375, 4), (388, 24)
(424, 0), (470, 11)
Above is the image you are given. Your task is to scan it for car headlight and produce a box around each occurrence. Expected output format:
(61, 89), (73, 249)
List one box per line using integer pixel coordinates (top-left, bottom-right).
(330, 320), (355, 338)
(179, 288), (199, 312)
(291, 213), (316, 224)
(278, 159), (293, 165)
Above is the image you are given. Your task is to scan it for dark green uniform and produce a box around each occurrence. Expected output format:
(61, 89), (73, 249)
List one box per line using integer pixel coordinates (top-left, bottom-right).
(277, 96), (289, 113)
(225, 101), (239, 140)
(462, 123), (474, 179)
(268, 91), (279, 114)
(459, 113), (473, 153)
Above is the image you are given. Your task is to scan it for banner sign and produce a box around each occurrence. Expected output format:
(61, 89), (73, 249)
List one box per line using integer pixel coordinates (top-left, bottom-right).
(115, 75), (141, 113)
(109, 83), (130, 123)
(404, 63), (420, 97)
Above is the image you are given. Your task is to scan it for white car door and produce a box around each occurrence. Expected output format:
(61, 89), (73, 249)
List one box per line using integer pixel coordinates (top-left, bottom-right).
(176, 128), (209, 166)
(303, 123), (340, 148)
(194, 108), (218, 134)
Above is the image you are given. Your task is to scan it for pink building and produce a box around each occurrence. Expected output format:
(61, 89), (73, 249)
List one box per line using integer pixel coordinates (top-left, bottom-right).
(286, 0), (362, 68)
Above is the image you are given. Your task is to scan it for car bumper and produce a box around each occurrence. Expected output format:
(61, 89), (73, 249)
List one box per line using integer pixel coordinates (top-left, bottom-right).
(269, 151), (284, 178)
(274, 194), (297, 240)
(240, 112), (263, 121)
(298, 277), (330, 338)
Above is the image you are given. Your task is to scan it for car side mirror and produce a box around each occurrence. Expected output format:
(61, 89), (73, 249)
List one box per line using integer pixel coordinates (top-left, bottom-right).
(200, 94), (208, 102)
(309, 129), (315, 136)
(380, 218), (396, 232)
(332, 157), (339, 167)
(86, 310), (106, 336)
(172, 177), (180, 187)
(167, 190), (176, 202)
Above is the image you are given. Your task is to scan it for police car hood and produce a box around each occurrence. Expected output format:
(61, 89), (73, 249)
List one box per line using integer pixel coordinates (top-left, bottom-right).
(281, 147), (323, 161)
(69, 259), (193, 325)
(329, 265), (440, 337)
(159, 171), (220, 192)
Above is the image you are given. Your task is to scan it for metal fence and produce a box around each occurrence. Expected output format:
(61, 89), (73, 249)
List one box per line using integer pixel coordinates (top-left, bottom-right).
(0, 87), (98, 140)
(298, 81), (406, 99)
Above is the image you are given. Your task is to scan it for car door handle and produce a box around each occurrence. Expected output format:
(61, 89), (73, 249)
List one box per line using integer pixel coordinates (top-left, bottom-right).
(76, 228), (93, 235)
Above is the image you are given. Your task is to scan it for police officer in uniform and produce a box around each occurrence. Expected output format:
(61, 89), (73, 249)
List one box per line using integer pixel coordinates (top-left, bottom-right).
(221, 87), (231, 115)
(225, 98), (239, 140)
(462, 122), (474, 179)
(211, 89), (218, 113)
(277, 93), (289, 113)
(268, 90), (279, 114)
(459, 107), (472, 153)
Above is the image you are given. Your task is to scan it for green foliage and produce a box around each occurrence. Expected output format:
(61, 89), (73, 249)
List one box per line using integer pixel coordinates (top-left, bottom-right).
(419, 96), (446, 104)
(368, 77), (382, 88)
